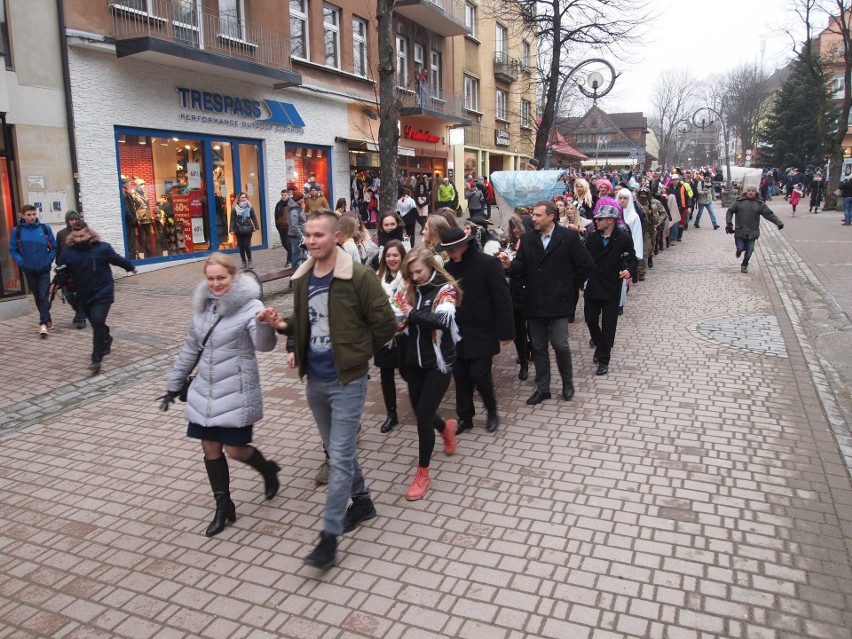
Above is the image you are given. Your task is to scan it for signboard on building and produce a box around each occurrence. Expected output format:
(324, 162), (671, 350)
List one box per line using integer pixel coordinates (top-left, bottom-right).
(495, 130), (510, 147)
(403, 126), (441, 144)
(176, 86), (305, 134)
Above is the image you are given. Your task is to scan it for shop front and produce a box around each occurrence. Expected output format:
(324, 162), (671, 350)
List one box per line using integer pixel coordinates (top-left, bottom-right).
(0, 116), (21, 299)
(67, 47), (347, 268)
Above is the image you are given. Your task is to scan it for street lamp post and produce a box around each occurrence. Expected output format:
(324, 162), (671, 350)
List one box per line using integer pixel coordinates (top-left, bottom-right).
(693, 107), (735, 207)
(544, 58), (618, 170)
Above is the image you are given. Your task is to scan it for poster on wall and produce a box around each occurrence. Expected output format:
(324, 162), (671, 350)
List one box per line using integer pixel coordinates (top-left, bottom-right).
(26, 190), (67, 225)
(171, 194), (194, 252)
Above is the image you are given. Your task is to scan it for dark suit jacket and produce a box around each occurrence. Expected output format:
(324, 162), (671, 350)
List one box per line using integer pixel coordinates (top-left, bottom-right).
(508, 223), (593, 318)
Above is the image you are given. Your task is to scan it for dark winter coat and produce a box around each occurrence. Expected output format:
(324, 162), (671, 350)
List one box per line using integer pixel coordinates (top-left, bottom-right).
(229, 206), (259, 236)
(444, 243), (515, 359)
(404, 271), (459, 371)
(166, 275), (276, 427)
(584, 227), (638, 302)
(725, 195), (784, 241)
(507, 223), (594, 318)
(55, 239), (134, 306)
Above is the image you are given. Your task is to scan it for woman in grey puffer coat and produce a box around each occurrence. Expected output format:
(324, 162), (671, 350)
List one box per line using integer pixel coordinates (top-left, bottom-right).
(161, 253), (279, 537)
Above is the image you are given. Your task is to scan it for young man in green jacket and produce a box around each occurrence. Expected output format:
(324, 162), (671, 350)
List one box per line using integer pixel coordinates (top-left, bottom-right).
(259, 210), (397, 569)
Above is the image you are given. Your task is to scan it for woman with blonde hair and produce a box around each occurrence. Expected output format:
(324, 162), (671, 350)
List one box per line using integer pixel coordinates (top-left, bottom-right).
(160, 252), (279, 537)
(338, 214), (361, 264)
(396, 244), (462, 500)
(421, 214), (450, 251)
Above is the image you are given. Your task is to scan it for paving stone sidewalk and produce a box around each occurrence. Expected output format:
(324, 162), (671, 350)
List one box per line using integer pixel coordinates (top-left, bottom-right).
(0, 214), (850, 638)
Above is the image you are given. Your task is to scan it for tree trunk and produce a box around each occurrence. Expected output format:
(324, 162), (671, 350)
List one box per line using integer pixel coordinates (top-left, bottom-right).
(533, 1), (561, 164)
(377, 0), (400, 215)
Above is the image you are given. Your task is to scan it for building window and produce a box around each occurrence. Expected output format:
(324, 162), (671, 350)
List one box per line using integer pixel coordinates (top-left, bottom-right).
(219, 0), (245, 40)
(464, 75), (479, 112)
(290, 0), (309, 59)
(396, 35), (409, 88)
(113, 0), (154, 12)
(495, 23), (507, 59)
(521, 40), (531, 70)
(464, 2), (477, 39)
(496, 88), (508, 121)
(353, 16), (367, 77)
(430, 50), (442, 99)
(323, 3), (341, 68)
(521, 99), (532, 129)
(834, 73), (845, 99)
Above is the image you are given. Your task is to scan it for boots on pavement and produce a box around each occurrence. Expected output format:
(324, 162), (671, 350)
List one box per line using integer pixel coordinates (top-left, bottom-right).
(204, 456), (236, 537)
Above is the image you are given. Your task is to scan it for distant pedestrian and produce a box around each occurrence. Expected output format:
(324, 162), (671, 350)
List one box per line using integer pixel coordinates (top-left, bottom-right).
(809, 172), (824, 213)
(436, 177), (456, 210)
(841, 175), (852, 225)
(274, 188), (292, 267)
(790, 184), (803, 217)
(287, 192), (306, 269)
(725, 186), (784, 274)
(160, 253), (279, 537)
(52, 221), (136, 372)
(10, 204), (57, 338)
(229, 192), (259, 268)
(54, 209), (88, 329)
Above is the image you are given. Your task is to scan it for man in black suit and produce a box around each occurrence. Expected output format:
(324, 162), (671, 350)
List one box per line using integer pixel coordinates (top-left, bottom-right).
(499, 200), (593, 404)
(584, 205), (638, 376)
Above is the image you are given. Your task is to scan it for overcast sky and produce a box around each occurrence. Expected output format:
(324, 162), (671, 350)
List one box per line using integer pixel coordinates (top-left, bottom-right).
(593, 0), (817, 115)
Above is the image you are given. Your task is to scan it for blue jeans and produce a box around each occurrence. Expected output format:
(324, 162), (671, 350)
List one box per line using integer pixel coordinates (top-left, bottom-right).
(670, 224), (681, 242)
(289, 236), (304, 269)
(24, 271), (52, 325)
(305, 374), (370, 537)
(844, 197), (852, 223)
(694, 202), (717, 227)
(735, 238), (757, 267)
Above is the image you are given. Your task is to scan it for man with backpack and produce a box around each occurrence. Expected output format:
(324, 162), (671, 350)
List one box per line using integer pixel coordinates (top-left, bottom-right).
(10, 204), (58, 338)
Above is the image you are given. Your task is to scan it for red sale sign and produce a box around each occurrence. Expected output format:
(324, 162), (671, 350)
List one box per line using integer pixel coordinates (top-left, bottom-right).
(171, 194), (194, 252)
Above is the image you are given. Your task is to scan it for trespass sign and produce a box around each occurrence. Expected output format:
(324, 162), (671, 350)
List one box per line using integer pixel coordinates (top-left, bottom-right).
(176, 87), (305, 133)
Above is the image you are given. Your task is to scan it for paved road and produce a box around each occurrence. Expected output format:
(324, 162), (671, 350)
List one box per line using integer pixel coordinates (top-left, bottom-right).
(0, 210), (849, 639)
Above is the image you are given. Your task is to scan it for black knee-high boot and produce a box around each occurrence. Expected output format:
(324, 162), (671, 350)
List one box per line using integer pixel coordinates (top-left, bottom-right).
(243, 447), (281, 500)
(204, 456), (236, 537)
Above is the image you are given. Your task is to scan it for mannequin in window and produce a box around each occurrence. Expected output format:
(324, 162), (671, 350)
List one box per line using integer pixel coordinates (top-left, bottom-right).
(132, 178), (154, 258)
(215, 185), (229, 249)
(121, 177), (138, 258)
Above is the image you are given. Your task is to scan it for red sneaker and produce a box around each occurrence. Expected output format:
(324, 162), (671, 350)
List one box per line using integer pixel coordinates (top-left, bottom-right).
(441, 419), (457, 456)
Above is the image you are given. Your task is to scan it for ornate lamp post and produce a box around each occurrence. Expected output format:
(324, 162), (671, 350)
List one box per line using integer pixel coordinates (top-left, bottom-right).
(544, 59), (618, 170)
(693, 107), (735, 207)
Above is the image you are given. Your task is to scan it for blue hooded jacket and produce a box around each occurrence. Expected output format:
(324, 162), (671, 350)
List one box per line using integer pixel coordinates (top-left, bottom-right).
(56, 239), (135, 306)
(9, 219), (57, 274)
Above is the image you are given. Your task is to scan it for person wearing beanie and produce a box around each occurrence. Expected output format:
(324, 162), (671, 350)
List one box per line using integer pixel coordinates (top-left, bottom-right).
(55, 210), (88, 329)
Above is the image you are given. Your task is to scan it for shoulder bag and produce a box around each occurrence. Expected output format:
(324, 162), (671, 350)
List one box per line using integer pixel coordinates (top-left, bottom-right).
(178, 317), (222, 402)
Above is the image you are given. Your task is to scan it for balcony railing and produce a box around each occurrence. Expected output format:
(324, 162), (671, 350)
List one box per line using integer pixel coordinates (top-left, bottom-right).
(493, 52), (519, 83)
(394, 0), (470, 37)
(396, 85), (471, 125)
(109, 0), (293, 73)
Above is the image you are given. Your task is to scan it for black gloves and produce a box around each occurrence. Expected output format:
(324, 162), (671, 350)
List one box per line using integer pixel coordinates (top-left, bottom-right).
(725, 225), (734, 234)
(158, 391), (178, 412)
(777, 223), (784, 230)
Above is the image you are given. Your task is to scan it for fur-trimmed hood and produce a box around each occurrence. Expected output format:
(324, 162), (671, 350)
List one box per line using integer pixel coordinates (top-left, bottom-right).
(192, 273), (261, 315)
(291, 245), (354, 281)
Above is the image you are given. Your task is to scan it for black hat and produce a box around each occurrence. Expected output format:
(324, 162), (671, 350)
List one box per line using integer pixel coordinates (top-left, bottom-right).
(436, 227), (475, 252)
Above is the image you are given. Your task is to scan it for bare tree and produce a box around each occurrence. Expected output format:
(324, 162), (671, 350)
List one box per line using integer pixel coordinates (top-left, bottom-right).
(648, 69), (697, 170)
(500, 0), (651, 163)
(376, 0), (400, 215)
(720, 63), (773, 159)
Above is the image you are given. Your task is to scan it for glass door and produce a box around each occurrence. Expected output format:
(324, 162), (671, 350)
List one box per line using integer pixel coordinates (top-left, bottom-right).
(212, 141), (235, 249)
(238, 143), (263, 246)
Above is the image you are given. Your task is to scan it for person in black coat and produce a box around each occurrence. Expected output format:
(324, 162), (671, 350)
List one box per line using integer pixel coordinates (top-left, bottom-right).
(584, 205), (638, 376)
(441, 228), (515, 433)
(499, 200), (594, 405)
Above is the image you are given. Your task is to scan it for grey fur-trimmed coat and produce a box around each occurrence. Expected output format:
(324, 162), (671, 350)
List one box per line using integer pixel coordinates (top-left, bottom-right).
(167, 274), (276, 427)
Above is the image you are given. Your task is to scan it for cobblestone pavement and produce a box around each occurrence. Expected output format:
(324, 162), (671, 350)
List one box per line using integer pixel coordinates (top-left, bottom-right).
(0, 207), (850, 639)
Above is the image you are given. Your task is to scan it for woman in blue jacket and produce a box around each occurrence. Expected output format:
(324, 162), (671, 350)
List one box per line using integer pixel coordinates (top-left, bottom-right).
(53, 221), (136, 373)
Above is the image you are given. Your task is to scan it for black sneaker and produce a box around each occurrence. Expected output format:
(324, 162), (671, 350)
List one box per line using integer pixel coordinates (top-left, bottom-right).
(103, 336), (113, 355)
(342, 498), (377, 533)
(304, 532), (337, 569)
(456, 418), (474, 435)
(89, 357), (102, 374)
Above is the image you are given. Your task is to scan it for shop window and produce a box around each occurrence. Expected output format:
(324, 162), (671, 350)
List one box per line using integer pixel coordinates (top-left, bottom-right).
(0, 157), (21, 297)
(285, 145), (331, 202)
(353, 16), (367, 77)
(290, 0), (309, 59)
(323, 3), (341, 69)
(116, 131), (265, 262)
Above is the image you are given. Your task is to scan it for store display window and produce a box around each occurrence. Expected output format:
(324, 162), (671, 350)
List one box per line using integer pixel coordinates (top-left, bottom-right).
(0, 156), (21, 297)
(115, 128), (265, 263)
(285, 144), (332, 201)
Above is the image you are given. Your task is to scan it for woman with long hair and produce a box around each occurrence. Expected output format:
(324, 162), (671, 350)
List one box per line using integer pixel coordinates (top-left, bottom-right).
(421, 214), (450, 252)
(375, 239), (408, 433)
(334, 198), (347, 217)
(338, 215), (361, 264)
(229, 192), (259, 268)
(160, 252), (279, 537)
(396, 245), (461, 500)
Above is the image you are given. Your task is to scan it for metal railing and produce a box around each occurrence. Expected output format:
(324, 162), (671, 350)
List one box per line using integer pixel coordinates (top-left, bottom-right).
(423, 0), (467, 24)
(493, 52), (520, 82)
(396, 85), (469, 121)
(108, 0), (293, 72)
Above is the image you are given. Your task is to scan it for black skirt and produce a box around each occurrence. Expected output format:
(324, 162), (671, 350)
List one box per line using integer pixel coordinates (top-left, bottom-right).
(187, 423), (253, 446)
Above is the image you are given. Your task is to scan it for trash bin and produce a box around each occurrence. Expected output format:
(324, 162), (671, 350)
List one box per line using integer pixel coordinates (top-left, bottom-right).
(720, 189), (736, 208)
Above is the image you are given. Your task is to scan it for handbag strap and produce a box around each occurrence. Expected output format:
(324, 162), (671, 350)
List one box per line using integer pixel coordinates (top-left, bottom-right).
(188, 316), (222, 372)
